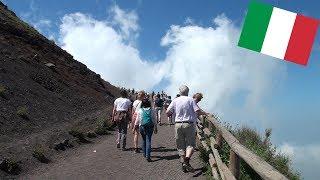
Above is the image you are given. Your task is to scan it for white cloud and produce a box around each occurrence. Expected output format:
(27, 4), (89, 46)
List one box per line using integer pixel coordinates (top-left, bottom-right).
(20, 0), (56, 41)
(59, 12), (163, 89)
(278, 143), (320, 179)
(161, 15), (286, 128)
(278, 143), (295, 157)
(109, 4), (139, 42)
(58, 6), (286, 129)
(32, 19), (52, 30)
(184, 17), (195, 25)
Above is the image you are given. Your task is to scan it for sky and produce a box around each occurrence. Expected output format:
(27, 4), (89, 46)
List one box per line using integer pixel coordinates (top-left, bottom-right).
(2, 0), (320, 179)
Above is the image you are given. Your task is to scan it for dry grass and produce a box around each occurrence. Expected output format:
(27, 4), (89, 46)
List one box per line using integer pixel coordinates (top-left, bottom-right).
(0, 85), (5, 97)
(32, 146), (50, 163)
(16, 106), (29, 119)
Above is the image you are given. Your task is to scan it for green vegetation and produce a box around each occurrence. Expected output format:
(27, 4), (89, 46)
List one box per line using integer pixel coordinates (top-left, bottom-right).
(200, 123), (300, 180)
(94, 118), (113, 135)
(233, 126), (300, 180)
(69, 129), (90, 143)
(87, 131), (97, 138)
(198, 146), (213, 179)
(0, 85), (5, 97)
(0, 158), (21, 175)
(32, 146), (50, 163)
(16, 106), (29, 119)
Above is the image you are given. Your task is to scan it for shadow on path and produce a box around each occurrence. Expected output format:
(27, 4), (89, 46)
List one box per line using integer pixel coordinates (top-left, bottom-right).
(152, 146), (177, 152)
(193, 167), (206, 178)
(151, 154), (180, 162)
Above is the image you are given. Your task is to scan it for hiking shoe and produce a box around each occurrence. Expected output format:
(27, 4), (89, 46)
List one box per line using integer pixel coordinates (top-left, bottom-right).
(182, 163), (188, 173)
(116, 144), (120, 149)
(185, 163), (195, 173)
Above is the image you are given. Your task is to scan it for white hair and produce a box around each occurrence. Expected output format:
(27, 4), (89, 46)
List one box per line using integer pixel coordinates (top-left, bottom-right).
(179, 85), (189, 96)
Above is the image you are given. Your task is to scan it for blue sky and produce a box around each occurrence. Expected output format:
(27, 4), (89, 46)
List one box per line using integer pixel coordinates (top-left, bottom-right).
(2, 0), (320, 179)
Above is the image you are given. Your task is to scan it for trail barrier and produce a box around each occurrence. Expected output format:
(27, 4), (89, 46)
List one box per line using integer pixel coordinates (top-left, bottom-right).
(196, 114), (288, 180)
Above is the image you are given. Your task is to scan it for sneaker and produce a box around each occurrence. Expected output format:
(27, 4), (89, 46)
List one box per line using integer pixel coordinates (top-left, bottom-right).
(134, 148), (140, 153)
(116, 144), (120, 149)
(122, 147), (126, 151)
(146, 157), (152, 162)
(182, 163), (188, 173)
(184, 163), (195, 173)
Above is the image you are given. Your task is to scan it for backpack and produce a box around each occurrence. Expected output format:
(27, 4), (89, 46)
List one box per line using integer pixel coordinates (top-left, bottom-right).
(155, 99), (163, 107)
(141, 108), (153, 126)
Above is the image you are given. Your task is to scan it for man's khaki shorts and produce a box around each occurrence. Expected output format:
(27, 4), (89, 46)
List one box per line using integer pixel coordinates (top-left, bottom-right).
(175, 122), (196, 156)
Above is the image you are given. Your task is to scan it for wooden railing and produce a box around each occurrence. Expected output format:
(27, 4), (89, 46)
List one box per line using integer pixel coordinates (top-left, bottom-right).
(196, 114), (288, 180)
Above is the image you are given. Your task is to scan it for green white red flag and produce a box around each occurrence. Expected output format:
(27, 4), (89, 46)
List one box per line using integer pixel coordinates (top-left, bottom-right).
(238, 1), (319, 66)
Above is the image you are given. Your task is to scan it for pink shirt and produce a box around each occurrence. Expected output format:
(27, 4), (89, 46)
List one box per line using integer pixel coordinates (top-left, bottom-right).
(166, 96), (200, 123)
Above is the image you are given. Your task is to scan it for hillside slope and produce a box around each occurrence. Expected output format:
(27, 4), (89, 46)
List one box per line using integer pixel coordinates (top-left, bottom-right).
(0, 1), (120, 177)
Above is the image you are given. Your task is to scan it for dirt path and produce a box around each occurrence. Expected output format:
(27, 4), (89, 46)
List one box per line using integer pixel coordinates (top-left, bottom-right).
(21, 115), (206, 180)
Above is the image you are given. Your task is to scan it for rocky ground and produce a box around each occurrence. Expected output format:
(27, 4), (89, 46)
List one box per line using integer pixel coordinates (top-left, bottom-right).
(0, 1), (121, 178)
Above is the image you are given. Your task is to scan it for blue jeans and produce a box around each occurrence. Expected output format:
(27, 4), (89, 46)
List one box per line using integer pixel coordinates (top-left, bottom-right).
(139, 125), (154, 158)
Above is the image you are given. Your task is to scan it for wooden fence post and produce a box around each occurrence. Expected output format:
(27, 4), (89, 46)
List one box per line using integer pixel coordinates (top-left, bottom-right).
(216, 130), (223, 148)
(229, 150), (240, 179)
(208, 121), (213, 132)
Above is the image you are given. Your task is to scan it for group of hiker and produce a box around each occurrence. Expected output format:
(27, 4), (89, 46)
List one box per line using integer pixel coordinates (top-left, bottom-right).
(112, 85), (209, 173)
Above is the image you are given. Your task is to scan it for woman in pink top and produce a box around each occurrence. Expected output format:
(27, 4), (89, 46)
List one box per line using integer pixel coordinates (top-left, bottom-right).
(131, 91), (145, 153)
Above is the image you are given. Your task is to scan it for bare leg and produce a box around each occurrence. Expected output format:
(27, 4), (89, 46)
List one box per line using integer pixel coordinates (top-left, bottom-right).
(158, 109), (161, 124)
(185, 147), (194, 159)
(180, 154), (186, 163)
(134, 131), (139, 149)
(184, 146), (195, 172)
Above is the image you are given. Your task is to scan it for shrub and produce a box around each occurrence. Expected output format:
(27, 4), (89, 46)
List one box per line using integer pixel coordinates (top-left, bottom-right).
(199, 117), (300, 180)
(32, 146), (50, 163)
(94, 118), (113, 135)
(17, 106), (29, 119)
(94, 126), (111, 136)
(69, 129), (90, 143)
(232, 126), (300, 179)
(87, 132), (97, 138)
(0, 158), (21, 175)
(53, 139), (73, 151)
(198, 146), (213, 179)
(0, 85), (5, 97)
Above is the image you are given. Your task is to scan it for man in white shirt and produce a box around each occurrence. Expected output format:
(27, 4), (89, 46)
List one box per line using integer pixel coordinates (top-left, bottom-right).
(166, 85), (202, 173)
(112, 89), (132, 151)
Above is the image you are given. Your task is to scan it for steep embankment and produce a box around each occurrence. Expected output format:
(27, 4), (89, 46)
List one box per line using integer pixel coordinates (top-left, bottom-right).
(0, 1), (120, 177)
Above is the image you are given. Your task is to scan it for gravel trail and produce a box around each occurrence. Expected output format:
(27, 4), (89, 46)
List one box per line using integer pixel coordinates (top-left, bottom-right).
(22, 116), (206, 180)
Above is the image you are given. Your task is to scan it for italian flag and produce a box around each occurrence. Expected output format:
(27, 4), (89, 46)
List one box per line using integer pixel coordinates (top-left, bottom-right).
(238, 2), (319, 65)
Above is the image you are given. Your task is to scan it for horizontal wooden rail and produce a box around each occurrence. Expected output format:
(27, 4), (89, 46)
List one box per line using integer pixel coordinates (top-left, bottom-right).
(196, 115), (288, 180)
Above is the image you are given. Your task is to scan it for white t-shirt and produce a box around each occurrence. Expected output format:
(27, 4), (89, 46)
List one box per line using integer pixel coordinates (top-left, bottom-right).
(166, 96), (200, 123)
(114, 97), (132, 111)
